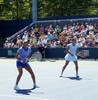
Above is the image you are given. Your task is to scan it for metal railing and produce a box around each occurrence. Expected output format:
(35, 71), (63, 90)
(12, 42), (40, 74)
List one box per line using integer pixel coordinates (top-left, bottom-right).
(7, 22), (36, 41)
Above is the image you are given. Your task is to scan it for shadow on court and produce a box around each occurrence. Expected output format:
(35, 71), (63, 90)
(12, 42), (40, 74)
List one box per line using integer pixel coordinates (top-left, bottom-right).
(15, 88), (35, 95)
(61, 76), (82, 80)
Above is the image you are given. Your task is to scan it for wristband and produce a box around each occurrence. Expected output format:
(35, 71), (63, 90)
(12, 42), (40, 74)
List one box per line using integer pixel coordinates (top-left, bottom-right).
(20, 60), (23, 63)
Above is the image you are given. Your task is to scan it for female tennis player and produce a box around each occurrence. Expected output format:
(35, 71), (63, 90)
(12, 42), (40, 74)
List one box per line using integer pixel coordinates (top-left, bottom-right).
(60, 38), (80, 78)
(14, 39), (38, 90)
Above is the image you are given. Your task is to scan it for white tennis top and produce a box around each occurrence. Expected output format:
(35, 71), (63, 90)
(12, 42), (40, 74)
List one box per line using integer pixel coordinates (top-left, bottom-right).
(65, 43), (80, 61)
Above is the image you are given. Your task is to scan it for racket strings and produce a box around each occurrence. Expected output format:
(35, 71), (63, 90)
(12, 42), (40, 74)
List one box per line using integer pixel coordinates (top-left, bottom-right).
(77, 50), (89, 58)
(30, 51), (42, 61)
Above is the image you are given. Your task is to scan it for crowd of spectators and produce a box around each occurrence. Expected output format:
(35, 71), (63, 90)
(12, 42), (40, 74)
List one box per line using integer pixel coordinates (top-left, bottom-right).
(3, 22), (98, 48)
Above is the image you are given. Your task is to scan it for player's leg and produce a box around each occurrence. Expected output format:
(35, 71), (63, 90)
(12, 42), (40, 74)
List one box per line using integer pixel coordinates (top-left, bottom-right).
(73, 61), (79, 77)
(16, 67), (23, 85)
(24, 66), (36, 83)
(14, 67), (23, 90)
(60, 60), (69, 77)
(24, 66), (38, 88)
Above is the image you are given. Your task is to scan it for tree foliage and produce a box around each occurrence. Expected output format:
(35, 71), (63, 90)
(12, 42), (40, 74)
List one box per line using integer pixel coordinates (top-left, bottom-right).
(0, 0), (98, 20)
(0, 0), (31, 20)
(38, 0), (98, 17)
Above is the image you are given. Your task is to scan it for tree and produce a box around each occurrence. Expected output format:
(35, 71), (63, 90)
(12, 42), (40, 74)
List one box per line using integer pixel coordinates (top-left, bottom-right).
(37, 0), (98, 18)
(0, 0), (98, 20)
(0, 0), (31, 20)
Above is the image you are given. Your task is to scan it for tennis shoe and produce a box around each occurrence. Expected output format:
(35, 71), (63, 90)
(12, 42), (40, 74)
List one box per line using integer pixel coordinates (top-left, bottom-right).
(33, 84), (39, 89)
(76, 74), (79, 78)
(14, 85), (20, 90)
(60, 73), (63, 77)
(60, 75), (62, 77)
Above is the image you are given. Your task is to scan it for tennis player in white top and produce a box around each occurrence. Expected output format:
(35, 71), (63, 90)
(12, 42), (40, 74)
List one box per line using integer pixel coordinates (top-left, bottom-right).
(60, 38), (80, 78)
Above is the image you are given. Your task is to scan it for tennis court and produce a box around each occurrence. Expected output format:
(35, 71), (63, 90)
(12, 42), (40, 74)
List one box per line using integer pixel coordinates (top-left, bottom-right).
(0, 58), (98, 100)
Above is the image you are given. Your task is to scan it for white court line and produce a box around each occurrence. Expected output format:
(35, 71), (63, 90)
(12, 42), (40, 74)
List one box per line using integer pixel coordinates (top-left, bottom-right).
(0, 94), (50, 100)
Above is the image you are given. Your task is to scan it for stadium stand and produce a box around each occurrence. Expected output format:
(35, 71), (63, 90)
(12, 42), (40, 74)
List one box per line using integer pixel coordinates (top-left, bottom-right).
(3, 18), (98, 48)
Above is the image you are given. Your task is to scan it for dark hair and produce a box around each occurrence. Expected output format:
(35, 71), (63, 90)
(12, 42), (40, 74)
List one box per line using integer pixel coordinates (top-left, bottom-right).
(72, 38), (76, 41)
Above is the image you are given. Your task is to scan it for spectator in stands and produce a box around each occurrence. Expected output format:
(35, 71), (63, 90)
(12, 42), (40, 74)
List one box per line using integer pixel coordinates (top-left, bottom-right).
(94, 23), (98, 33)
(78, 34), (86, 47)
(33, 25), (39, 38)
(74, 23), (80, 32)
(38, 44), (45, 60)
(48, 24), (54, 33)
(3, 40), (9, 48)
(85, 23), (89, 35)
(50, 39), (57, 48)
(6, 21), (98, 48)
(41, 36), (48, 47)
(94, 33), (98, 47)
(59, 32), (67, 47)
(30, 27), (35, 36)
(55, 25), (62, 34)
(52, 31), (59, 40)
(22, 31), (29, 41)
(79, 24), (85, 32)
(63, 25), (68, 34)
(39, 24), (44, 34)
(47, 32), (53, 41)
(37, 38), (43, 46)
(86, 33), (95, 47)
(4, 40), (14, 48)
(16, 35), (22, 47)
(89, 30), (94, 35)
(45, 26), (49, 35)
(10, 40), (14, 48)
(88, 23), (94, 31)
(14, 42), (20, 48)
(29, 35), (37, 48)
(40, 32), (46, 40)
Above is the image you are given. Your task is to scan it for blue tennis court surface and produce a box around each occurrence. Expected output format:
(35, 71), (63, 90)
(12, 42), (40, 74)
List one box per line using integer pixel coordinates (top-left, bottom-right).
(0, 58), (98, 100)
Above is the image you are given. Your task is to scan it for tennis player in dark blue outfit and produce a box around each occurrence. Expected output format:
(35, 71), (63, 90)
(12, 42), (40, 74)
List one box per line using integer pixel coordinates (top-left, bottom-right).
(14, 40), (38, 90)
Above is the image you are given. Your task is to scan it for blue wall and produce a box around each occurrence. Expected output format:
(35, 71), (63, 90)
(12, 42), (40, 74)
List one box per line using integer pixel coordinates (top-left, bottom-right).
(0, 19), (32, 38)
(0, 48), (98, 59)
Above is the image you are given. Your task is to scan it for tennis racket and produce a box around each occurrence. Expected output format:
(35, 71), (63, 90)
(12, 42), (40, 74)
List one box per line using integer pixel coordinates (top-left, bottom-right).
(29, 51), (42, 61)
(77, 50), (89, 58)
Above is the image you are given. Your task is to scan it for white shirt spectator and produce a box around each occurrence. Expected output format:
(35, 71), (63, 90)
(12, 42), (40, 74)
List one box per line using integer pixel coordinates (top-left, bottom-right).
(37, 38), (43, 46)
(50, 41), (57, 48)
(4, 40), (11, 48)
(14, 42), (20, 48)
(88, 23), (94, 31)
(41, 37), (47, 45)
(94, 33), (98, 42)
(22, 32), (28, 41)
(89, 30), (94, 35)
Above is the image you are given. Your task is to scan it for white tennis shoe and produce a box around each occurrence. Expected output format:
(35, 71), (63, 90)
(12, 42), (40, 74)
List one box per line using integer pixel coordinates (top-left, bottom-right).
(33, 83), (39, 89)
(76, 73), (79, 78)
(14, 85), (20, 90)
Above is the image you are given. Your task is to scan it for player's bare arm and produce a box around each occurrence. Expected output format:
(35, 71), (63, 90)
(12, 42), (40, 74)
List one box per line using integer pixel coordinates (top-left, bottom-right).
(66, 46), (74, 56)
